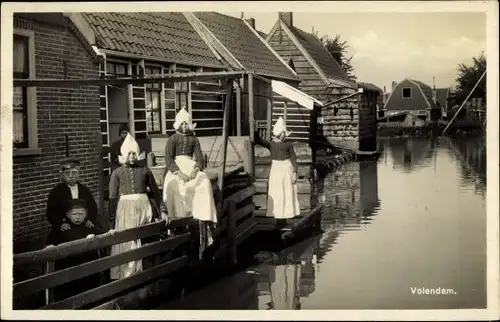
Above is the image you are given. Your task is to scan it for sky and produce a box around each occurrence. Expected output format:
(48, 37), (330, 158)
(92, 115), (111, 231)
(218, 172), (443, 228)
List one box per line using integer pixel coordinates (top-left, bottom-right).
(221, 11), (486, 91)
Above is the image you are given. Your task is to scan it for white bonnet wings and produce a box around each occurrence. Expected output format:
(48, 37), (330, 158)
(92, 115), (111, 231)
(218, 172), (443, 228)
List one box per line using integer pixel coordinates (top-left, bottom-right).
(173, 107), (197, 130)
(272, 116), (292, 137)
(118, 133), (145, 164)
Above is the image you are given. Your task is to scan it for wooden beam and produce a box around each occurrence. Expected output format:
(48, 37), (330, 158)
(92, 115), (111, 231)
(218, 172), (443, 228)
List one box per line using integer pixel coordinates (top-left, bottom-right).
(41, 256), (189, 309)
(217, 81), (234, 198)
(14, 234), (191, 299)
(14, 218), (191, 265)
(13, 71), (246, 88)
(247, 73), (255, 177)
(236, 81), (242, 136)
(266, 96), (273, 141)
(223, 185), (256, 211)
(283, 101), (288, 123)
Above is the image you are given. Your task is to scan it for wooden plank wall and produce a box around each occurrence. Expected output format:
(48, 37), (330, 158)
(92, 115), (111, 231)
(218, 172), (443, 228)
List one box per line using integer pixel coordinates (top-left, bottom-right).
(320, 87), (360, 152)
(358, 90), (379, 152)
(267, 25), (327, 101)
(271, 97), (310, 143)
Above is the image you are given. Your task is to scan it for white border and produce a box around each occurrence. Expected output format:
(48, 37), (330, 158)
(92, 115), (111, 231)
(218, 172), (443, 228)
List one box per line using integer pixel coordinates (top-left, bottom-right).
(1, 1), (498, 320)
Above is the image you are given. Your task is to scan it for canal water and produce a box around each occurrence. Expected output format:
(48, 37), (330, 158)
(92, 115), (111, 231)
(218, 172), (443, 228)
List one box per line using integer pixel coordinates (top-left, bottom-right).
(157, 136), (487, 310)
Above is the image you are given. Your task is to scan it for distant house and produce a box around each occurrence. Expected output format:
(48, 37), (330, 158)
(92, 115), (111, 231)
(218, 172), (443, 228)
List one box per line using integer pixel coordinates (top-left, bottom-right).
(383, 78), (441, 122)
(435, 88), (451, 119)
(377, 111), (426, 127)
(12, 13), (101, 252)
(266, 12), (379, 153)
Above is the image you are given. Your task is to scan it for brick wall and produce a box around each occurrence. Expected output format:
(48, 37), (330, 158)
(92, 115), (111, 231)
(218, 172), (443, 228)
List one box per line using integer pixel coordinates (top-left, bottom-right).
(13, 18), (101, 253)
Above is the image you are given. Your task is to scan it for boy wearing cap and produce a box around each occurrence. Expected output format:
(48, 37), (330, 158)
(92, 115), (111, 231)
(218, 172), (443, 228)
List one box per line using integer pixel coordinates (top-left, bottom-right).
(45, 157), (99, 242)
(46, 198), (113, 301)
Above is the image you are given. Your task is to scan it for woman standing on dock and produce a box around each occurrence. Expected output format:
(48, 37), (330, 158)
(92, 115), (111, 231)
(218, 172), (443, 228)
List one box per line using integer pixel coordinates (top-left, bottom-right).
(108, 133), (169, 280)
(255, 117), (301, 229)
(162, 108), (218, 257)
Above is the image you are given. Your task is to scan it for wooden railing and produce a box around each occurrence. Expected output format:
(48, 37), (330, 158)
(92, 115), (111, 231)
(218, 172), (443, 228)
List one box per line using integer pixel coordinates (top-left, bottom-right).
(13, 182), (258, 310)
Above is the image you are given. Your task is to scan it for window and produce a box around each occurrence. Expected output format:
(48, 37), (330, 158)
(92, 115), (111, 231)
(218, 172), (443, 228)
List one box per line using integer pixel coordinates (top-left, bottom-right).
(402, 87), (412, 99)
(175, 67), (191, 113)
(13, 29), (37, 154)
(145, 66), (162, 133)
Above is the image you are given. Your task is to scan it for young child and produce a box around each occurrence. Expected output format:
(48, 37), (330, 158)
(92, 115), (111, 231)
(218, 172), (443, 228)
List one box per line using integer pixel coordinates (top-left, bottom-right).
(254, 117), (301, 229)
(45, 198), (114, 301)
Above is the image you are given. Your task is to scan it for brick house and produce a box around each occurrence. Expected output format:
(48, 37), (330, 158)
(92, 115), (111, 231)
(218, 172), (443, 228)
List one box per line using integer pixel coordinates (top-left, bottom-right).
(12, 13), (101, 253)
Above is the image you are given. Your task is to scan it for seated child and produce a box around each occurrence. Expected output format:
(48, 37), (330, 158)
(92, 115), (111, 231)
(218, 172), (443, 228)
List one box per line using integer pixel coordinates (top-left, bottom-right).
(45, 198), (115, 301)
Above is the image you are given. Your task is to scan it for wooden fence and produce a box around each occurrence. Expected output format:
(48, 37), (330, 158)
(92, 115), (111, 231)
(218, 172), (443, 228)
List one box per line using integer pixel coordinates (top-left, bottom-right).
(13, 183), (257, 310)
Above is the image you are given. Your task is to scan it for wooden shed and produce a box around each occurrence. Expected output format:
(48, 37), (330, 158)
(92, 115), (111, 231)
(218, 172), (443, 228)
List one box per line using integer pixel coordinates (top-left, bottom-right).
(266, 12), (378, 154)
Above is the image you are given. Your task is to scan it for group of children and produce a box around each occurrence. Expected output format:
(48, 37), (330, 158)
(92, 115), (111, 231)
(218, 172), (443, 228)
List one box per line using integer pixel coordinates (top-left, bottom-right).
(45, 107), (301, 301)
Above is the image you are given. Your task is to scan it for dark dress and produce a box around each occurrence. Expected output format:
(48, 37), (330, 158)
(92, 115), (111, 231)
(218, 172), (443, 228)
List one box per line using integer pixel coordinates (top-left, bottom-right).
(108, 164), (168, 229)
(110, 137), (125, 171)
(164, 131), (206, 177)
(254, 133), (298, 172)
(45, 182), (99, 246)
(46, 222), (108, 302)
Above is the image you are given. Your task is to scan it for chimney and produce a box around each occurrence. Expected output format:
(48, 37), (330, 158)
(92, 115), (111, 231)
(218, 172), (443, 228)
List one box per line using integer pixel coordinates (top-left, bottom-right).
(391, 81), (397, 91)
(279, 12), (293, 27)
(383, 85), (386, 93)
(246, 18), (255, 29)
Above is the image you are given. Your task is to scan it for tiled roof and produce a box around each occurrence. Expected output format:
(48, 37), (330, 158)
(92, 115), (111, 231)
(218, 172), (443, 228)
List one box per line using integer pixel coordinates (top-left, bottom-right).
(359, 82), (383, 92)
(435, 88), (449, 108)
(193, 12), (297, 81)
(409, 79), (439, 109)
(81, 12), (224, 67)
(288, 26), (352, 83)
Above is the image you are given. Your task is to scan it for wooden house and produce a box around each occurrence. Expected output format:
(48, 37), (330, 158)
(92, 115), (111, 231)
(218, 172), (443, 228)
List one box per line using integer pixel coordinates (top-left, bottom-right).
(383, 78), (441, 122)
(435, 88), (451, 119)
(265, 12), (379, 154)
(12, 13), (102, 252)
(65, 12), (325, 190)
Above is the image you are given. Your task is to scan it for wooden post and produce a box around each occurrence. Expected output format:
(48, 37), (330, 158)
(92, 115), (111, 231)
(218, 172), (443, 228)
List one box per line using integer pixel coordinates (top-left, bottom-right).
(283, 101), (288, 123)
(45, 261), (55, 305)
(236, 80), (242, 136)
(266, 96), (273, 141)
(217, 80), (234, 198)
(310, 106), (318, 183)
(97, 133), (105, 225)
(228, 200), (238, 265)
(247, 73), (255, 178)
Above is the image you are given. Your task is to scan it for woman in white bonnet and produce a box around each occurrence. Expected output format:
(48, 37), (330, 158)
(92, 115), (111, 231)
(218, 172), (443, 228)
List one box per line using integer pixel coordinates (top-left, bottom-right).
(108, 133), (169, 279)
(254, 116), (301, 229)
(163, 107), (218, 257)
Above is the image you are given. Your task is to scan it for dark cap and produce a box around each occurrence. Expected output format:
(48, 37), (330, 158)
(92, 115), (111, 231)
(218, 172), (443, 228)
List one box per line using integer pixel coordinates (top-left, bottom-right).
(66, 198), (87, 212)
(60, 157), (80, 170)
(118, 123), (129, 134)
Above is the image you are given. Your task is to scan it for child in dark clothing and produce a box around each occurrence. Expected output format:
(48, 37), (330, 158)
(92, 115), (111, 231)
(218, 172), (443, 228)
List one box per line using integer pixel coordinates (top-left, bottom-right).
(45, 199), (115, 301)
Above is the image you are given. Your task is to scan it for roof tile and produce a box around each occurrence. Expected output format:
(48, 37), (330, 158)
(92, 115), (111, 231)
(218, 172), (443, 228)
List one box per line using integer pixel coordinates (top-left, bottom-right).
(288, 26), (351, 83)
(193, 12), (297, 81)
(82, 12), (224, 67)
(410, 79), (439, 109)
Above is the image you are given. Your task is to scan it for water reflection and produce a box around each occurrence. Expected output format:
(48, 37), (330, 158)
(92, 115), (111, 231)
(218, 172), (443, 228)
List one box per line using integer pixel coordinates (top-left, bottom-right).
(158, 136), (487, 310)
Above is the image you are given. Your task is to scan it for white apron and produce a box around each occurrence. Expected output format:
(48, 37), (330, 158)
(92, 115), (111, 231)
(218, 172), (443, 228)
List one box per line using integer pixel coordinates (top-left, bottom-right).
(266, 159), (301, 219)
(110, 193), (153, 280)
(269, 264), (301, 309)
(162, 155), (217, 223)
